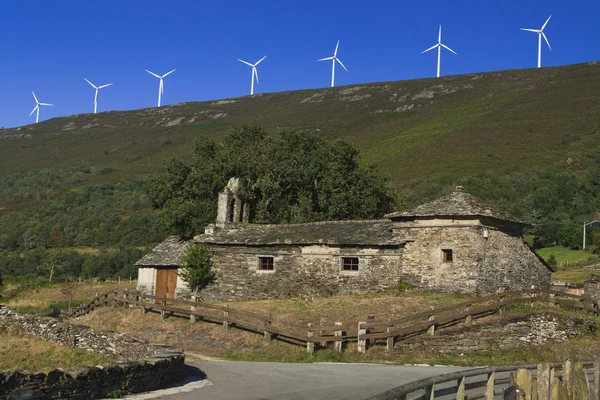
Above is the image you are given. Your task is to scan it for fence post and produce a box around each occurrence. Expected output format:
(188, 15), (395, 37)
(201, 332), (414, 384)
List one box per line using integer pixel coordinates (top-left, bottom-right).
(223, 304), (229, 330)
(190, 296), (197, 323)
(594, 350), (600, 400)
(357, 321), (368, 353)
(456, 376), (465, 400)
(465, 304), (472, 325)
(563, 360), (573, 394)
(427, 315), (435, 336)
(320, 317), (327, 348)
(307, 323), (315, 353)
(160, 300), (166, 320)
(386, 318), (394, 352)
(537, 363), (551, 400)
(486, 371), (495, 400)
(425, 383), (435, 400)
(264, 317), (272, 342)
(334, 322), (344, 352)
(499, 296), (506, 315)
(123, 290), (128, 308)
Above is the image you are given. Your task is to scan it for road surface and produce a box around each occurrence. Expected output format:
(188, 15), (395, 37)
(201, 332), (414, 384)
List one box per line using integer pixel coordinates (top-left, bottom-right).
(126, 360), (464, 400)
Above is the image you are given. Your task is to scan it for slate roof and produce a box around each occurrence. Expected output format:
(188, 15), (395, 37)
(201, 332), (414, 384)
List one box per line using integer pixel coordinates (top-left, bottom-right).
(134, 236), (190, 266)
(385, 186), (525, 224)
(194, 220), (402, 246)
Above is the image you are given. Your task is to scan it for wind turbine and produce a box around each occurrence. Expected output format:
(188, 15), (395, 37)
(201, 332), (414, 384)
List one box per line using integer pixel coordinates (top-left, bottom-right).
(145, 69), (176, 107)
(29, 91), (53, 124)
(237, 56), (267, 95)
(521, 16), (552, 68)
(84, 78), (113, 114)
(318, 40), (348, 87)
(422, 26), (457, 78)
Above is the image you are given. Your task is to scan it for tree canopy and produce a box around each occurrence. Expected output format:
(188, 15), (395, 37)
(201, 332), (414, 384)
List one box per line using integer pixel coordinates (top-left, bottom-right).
(145, 126), (395, 238)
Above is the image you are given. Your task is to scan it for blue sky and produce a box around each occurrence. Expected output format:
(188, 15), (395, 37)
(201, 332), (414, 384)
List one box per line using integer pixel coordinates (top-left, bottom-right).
(0, 0), (597, 128)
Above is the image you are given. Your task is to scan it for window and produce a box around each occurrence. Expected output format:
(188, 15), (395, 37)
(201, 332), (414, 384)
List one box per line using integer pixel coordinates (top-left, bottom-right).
(442, 249), (453, 263)
(258, 257), (274, 271)
(341, 257), (359, 272)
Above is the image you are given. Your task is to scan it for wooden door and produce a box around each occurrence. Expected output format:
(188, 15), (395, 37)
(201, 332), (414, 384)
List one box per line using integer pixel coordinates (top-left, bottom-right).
(155, 268), (178, 304)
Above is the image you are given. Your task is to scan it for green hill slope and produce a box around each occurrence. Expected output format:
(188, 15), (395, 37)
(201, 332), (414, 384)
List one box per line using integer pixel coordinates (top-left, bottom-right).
(2, 61), (600, 186)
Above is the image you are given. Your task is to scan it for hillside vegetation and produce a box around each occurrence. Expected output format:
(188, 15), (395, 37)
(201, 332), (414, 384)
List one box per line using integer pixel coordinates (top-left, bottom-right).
(2, 62), (600, 278)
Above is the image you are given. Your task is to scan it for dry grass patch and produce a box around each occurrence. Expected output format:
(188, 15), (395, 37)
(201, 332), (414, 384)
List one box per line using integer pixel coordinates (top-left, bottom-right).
(0, 330), (110, 372)
(223, 292), (471, 325)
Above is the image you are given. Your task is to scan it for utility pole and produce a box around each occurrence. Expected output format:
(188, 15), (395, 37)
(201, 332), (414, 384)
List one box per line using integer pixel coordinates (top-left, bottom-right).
(583, 220), (600, 250)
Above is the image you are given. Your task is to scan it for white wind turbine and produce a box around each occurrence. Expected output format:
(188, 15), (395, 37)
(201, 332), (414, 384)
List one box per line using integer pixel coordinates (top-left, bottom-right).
(422, 26), (457, 78)
(145, 69), (176, 107)
(521, 16), (552, 68)
(237, 56), (267, 95)
(318, 40), (348, 87)
(84, 78), (113, 114)
(29, 91), (53, 124)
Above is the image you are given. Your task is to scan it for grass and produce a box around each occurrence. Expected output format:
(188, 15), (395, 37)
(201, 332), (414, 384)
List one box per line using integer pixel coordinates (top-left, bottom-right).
(552, 270), (594, 285)
(2, 279), (137, 314)
(536, 246), (593, 264)
(0, 329), (110, 371)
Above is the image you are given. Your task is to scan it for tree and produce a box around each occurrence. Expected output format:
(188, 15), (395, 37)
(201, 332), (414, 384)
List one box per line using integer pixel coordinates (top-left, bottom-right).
(146, 126), (395, 238)
(179, 244), (214, 298)
(38, 250), (70, 283)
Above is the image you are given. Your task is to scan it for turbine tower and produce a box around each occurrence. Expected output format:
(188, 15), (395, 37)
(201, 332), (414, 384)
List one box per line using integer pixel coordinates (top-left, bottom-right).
(237, 56), (267, 95)
(521, 16), (552, 68)
(84, 79), (113, 114)
(29, 91), (53, 124)
(318, 40), (348, 87)
(145, 69), (176, 107)
(422, 26), (457, 78)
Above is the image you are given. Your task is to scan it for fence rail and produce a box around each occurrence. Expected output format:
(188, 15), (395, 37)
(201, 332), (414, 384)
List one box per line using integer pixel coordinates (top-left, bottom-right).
(66, 289), (598, 354)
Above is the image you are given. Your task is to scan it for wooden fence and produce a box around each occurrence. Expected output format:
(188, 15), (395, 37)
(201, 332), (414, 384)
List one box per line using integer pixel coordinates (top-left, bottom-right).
(67, 289), (598, 354)
(366, 357), (600, 399)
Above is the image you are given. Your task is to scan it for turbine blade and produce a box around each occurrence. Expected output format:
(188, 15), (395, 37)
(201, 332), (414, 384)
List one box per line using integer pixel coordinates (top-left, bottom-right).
(40, 103), (54, 106)
(318, 56), (335, 61)
(84, 78), (97, 89)
(334, 40), (340, 56)
(438, 25), (442, 43)
(422, 44), (438, 53)
(31, 91), (38, 103)
(542, 32), (552, 50)
(98, 83), (113, 89)
(145, 70), (161, 78)
(254, 67), (259, 84)
(237, 59), (254, 67)
(441, 43), (457, 55)
(162, 69), (176, 78)
(541, 15), (552, 30)
(336, 58), (348, 72)
(29, 104), (38, 116)
(255, 55), (267, 65)
(520, 28), (540, 33)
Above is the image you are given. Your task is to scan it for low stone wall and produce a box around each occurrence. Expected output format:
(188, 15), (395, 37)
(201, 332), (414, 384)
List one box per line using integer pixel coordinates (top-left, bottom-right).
(0, 306), (185, 399)
(394, 313), (590, 354)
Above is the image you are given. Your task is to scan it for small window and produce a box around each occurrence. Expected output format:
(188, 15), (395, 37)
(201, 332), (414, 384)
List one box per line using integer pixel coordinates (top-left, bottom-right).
(342, 257), (359, 272)
(442, 249), (453, 263)
(258, 257), (274, 271)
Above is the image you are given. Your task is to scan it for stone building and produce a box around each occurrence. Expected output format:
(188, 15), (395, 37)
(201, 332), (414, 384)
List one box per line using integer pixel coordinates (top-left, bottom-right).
(137, 185), (551, 301)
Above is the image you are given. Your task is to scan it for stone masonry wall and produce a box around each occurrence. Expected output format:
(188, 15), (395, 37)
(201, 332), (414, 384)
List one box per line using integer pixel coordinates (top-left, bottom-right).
(0, 306), (185, 399)
(478, 229), (551, 292)
(201, 244), (403, 301)
(394, 314), (586, 354)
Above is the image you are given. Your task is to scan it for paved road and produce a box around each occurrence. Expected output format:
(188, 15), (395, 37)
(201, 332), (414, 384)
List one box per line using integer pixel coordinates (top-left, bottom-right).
(127, 361), (464, 400)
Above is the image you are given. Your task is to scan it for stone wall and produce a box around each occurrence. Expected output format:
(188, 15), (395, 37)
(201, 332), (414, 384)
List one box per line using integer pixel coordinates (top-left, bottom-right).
(584, 275), (600, 303)
(393, 218), (551, 294)
(394, 314), (587, 354)
(202, 244), (403, 301)
(0, 306), (185, 400)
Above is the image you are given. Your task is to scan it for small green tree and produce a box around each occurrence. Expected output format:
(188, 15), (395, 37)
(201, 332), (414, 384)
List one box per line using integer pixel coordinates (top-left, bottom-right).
(179, 244), (214, 298)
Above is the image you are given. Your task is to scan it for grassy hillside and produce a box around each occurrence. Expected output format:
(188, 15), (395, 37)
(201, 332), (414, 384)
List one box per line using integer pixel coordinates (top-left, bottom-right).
(2, 62), (600, 187)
